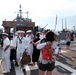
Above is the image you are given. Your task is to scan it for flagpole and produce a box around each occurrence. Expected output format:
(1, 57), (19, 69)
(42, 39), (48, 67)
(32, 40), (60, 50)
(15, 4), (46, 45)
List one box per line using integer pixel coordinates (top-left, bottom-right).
(54, 15), (57, 30)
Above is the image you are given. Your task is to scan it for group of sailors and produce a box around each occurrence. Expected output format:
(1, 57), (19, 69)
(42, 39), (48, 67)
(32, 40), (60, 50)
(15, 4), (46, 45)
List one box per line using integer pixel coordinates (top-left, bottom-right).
(1, 29), (61, 75)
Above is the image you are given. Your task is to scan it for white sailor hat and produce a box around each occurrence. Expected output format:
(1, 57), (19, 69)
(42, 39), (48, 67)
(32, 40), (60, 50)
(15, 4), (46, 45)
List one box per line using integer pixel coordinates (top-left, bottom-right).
(2, 33), (8, 36)
(26, 30), (32, 33)
(52, 31), (59, 36)
(20, 30), (25, 33)
(16, 30), (21, 33)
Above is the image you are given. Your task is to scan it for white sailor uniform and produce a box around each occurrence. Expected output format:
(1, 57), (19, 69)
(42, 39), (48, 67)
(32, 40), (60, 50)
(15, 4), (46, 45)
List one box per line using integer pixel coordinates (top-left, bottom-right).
(16, 36), (28, 65)
(3, 37), (11, 73)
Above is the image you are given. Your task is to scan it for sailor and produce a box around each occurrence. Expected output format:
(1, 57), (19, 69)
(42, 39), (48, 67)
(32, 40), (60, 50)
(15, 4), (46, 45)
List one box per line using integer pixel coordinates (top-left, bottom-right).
(2, 33), (11, 73)
(16, 30), (28, 66)
(10, 31), (22, 66)
(26, 30), (34, 62)
(12, 30), (21, 48)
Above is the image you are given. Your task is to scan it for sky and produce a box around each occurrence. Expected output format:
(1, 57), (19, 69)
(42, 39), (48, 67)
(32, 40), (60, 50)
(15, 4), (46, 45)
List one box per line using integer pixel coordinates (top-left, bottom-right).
(0, 0), (76, 31)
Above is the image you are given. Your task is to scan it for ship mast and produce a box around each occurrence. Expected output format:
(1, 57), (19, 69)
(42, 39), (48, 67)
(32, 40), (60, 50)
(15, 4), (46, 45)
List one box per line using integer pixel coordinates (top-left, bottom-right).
(62, 18), (63, 30)
(26, 11), (29, 19)
(15, 4), (29, 19)
(54, 15), (57, 30)
(19, 4), (22, 18)
(65, 18), (67, 30)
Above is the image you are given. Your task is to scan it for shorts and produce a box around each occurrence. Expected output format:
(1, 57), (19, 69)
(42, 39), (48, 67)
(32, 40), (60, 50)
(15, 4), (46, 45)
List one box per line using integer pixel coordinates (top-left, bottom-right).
(38, 62), (55, 71)
(66, 41), (70, 46)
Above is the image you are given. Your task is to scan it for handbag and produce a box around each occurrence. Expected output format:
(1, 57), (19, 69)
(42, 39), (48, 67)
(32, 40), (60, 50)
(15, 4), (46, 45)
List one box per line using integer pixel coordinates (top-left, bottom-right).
(20, 51), (31, 65)
(42, 46), (53, 60)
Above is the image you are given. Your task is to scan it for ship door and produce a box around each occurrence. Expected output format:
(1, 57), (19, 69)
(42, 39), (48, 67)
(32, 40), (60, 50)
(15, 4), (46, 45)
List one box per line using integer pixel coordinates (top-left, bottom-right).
(9, 27), (15, 39)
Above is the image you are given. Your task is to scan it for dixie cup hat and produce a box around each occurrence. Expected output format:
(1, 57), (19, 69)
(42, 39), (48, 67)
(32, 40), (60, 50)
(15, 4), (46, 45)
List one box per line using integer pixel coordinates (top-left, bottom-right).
(26, 30), (32, 33)
(2, 33), (8, 36)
